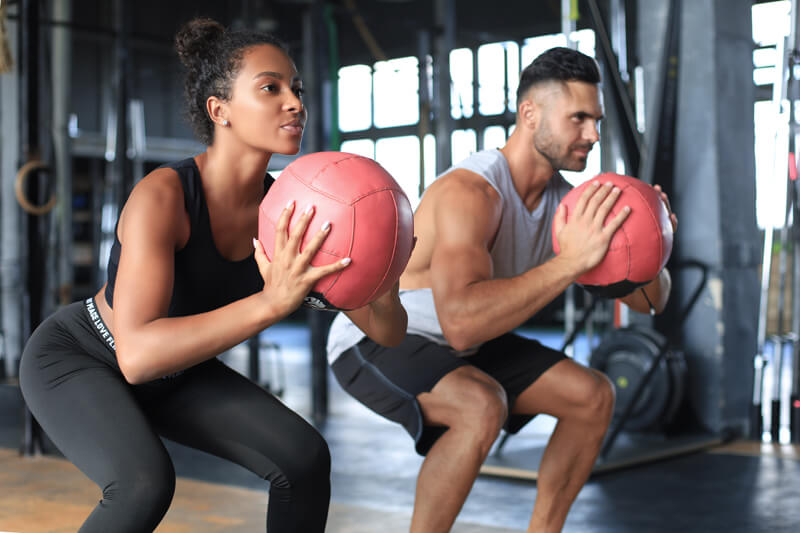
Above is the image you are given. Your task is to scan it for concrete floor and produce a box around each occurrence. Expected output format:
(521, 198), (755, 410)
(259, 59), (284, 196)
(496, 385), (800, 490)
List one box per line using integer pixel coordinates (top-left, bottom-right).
(2, 321), (800, 532)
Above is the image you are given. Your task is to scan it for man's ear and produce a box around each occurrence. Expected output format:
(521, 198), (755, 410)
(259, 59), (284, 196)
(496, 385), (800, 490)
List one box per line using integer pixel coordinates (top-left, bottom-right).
(206, 96), (228, 127)
(518, 98), (539, 129)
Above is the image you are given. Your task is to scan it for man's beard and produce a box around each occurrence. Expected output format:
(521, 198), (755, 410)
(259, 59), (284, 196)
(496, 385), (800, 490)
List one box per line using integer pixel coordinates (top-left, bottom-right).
(533, 124), (593, 172)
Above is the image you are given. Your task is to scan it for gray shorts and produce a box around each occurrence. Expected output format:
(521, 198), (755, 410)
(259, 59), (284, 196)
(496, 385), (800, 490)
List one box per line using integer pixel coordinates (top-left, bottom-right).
(330, 332), (567, 455)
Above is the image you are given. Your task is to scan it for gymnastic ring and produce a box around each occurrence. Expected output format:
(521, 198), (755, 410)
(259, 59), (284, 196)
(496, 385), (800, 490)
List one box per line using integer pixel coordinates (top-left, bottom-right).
(15, 160), (56, 216)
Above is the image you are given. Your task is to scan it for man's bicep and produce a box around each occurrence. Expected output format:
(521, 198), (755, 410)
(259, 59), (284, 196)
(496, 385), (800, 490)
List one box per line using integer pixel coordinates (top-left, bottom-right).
(429, 184), (498, 299)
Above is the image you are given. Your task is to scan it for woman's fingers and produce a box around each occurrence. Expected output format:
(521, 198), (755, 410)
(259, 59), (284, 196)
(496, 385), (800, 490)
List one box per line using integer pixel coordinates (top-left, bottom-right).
(273, 200), (295, 254)
(286, 204), (316, 253)
(308, 256), (351, 283)
(298, 219), (333, 263)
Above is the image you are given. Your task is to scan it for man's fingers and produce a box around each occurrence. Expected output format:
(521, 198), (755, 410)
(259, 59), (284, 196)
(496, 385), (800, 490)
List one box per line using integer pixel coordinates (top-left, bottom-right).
(593, 186), (622, 226)
(573, 180), (601, 215)
(604, 204), (631, 236)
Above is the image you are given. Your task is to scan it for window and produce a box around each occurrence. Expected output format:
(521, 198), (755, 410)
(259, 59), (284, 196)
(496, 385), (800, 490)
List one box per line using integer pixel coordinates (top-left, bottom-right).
(752, 0), (792, 229)
(338, 65), (372, 132)
(337, 29), (598, 202)
(375, 136), (421, 206)
(374, 57), (419, 128)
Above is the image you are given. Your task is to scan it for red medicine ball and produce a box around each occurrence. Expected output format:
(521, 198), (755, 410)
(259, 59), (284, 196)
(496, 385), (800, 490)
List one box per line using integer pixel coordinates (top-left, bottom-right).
(258, 152), (415, 311)
(552, 173), (673, 298)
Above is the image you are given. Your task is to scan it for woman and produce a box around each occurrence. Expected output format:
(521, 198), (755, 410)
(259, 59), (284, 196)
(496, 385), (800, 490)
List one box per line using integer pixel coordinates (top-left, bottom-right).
(19, 17), (407, 533)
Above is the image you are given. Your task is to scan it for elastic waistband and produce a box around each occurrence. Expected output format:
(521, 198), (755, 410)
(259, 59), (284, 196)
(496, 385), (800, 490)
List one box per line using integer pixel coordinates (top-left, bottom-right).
(84, 297), (116, 351)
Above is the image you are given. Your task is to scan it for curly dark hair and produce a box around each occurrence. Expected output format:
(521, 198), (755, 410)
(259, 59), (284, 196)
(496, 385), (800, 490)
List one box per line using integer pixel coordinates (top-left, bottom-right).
(516, 47), (601, 104)
(174, 18), (289, 145)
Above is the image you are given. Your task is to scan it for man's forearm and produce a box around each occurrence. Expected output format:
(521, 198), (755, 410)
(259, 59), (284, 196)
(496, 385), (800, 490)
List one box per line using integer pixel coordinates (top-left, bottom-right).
(436, 255), (581, 350)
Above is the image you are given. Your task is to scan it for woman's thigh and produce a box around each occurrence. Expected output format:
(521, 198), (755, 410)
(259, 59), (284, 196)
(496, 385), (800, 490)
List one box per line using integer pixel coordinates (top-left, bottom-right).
(148, 359), (328, 480)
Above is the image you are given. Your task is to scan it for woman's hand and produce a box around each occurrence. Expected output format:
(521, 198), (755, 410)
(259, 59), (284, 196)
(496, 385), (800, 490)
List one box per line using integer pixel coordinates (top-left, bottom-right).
(254, 201), (350, 318)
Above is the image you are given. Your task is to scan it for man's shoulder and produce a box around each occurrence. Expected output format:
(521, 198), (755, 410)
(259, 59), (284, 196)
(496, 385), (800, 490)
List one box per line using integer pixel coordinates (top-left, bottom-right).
(430, 168), (501, 206)
(452, 148), (506, 175)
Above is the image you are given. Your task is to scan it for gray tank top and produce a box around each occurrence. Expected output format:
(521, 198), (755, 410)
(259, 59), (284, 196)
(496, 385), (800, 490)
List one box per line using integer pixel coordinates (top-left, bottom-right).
(327, 149), (572, 362)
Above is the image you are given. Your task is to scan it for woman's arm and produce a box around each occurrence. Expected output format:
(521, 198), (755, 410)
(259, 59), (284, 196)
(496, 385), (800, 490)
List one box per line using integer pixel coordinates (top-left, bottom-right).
(344, 280), (408, 347)
(112, 172), (348, 384)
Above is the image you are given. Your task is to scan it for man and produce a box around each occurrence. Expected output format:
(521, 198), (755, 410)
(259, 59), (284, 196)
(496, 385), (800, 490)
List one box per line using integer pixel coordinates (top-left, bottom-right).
(327, 47), (675, 533)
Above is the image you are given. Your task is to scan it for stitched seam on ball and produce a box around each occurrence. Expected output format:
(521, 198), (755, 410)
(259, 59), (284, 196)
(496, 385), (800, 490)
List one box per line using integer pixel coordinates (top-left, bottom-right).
(293, 153), (358, 188)
(628, 185), (662, 275)
(290, 156), (403, 204)
(362, 191), (400, 306)
(295, 175), (403, 206)
(263, 206), (344, 259)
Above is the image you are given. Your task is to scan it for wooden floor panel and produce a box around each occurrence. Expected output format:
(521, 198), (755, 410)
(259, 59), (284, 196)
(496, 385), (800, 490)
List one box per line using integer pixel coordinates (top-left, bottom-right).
(0, 448), (519, 533)
(1, 448), (263, 532)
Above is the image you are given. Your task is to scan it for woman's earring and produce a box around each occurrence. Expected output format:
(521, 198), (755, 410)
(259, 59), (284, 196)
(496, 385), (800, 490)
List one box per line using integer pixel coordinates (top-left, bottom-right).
(222, 120), (229, 127)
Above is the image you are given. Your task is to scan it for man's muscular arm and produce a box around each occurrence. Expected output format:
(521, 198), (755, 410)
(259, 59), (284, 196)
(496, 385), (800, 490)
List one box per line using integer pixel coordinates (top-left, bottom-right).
(431, 174), (629, 351)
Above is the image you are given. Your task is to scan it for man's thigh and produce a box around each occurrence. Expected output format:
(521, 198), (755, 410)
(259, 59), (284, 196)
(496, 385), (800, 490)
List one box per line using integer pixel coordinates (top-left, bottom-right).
(464, 332), (568, 432)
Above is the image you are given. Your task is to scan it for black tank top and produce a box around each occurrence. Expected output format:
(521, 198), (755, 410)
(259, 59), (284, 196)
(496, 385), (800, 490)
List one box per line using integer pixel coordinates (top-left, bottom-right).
(104, 157), (273, 316)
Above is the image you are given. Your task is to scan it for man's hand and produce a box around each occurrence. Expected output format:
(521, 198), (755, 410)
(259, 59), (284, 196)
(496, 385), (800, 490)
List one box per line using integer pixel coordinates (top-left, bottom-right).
(552, 180), (631, 277)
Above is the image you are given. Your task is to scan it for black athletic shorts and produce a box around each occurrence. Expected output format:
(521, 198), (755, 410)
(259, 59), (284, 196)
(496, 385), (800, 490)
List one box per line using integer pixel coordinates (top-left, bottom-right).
(330, 332), (567, 455)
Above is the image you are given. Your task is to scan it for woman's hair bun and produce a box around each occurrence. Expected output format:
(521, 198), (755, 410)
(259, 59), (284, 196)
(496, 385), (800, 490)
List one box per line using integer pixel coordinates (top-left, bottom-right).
(174, 18), (225, 68)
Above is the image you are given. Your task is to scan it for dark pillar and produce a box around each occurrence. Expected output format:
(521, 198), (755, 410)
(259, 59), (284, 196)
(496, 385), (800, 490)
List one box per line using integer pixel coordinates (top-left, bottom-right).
(638, 0), (760, 436)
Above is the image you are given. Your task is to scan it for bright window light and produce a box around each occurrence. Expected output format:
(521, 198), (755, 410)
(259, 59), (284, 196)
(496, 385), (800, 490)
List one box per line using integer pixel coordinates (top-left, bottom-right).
(752, 1), (792, 229)
(483, 125), (507, 150)
(374, 57), (419, 128)
(478, 43), (509, 116)
(376, 136), (422, 207)
(450, 48), (474, 119)
(338, 65), (372, 132)
(423, 134), (437, 189)
(506, 43), (521, 112)
(340, 139), (375, 159)
(451, 129), (477, 164)
(753, 1), (790, 46)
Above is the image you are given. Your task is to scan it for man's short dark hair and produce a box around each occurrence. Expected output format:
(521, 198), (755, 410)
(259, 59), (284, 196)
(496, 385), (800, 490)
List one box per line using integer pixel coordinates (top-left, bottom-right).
(516, 47), (601, 104)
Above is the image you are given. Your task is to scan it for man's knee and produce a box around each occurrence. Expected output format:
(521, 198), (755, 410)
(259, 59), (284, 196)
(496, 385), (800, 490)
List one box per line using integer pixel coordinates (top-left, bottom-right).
(580, 370), (615, 426)
(427, 368), (508, 444)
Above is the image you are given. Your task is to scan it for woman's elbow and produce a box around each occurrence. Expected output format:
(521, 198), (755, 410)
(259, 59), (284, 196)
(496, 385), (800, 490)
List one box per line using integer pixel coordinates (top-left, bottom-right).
(376, 314), (409, 347)
(381, 330), (407, 347)
(116, 347), (148, 385)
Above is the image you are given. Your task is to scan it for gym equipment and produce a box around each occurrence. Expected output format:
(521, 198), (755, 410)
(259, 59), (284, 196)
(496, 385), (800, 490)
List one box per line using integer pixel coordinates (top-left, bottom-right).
(590, 325), (686, 432)
(258, 151), (414, 311)
(552, 172), (673, 298)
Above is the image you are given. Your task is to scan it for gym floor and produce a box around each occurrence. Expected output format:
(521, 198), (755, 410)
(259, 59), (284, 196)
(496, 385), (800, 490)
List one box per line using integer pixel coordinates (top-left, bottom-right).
(1, 322), (799, 533)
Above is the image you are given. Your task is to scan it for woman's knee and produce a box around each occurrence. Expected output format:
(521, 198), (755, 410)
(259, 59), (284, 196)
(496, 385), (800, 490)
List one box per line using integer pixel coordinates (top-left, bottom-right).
(269, 427), (331, 491)
(101, 464), (176, 525)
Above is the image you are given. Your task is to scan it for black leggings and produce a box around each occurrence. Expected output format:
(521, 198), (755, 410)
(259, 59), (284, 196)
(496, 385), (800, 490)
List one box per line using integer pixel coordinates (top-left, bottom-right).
(19, 300), (329, 533)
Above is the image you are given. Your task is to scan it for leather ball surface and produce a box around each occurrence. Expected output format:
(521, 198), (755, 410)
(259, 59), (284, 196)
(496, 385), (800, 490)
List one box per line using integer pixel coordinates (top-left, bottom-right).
(258, 151), (414, 310)
(551, 172), (673, 298)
